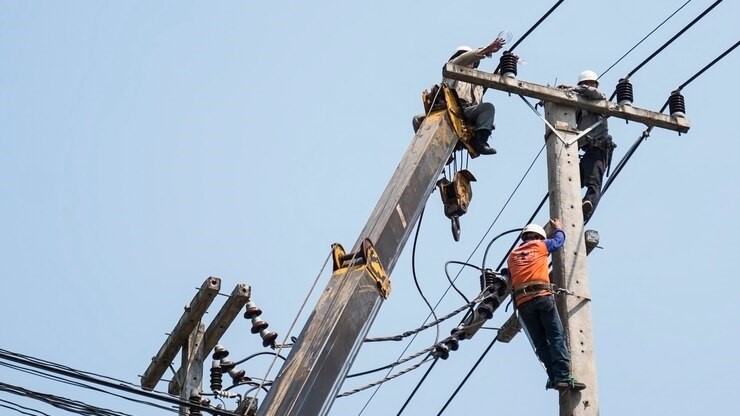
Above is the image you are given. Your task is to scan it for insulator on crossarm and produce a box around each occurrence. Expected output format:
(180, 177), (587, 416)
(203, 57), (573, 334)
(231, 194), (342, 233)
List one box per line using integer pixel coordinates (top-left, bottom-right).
(445, 337), (460, 351)
(260, 329), (278, 348)
(251, 316), (269, 334)
(228, 368), (251, 385)
(668, 90), (686, 118)
(243, 301), (262, 319)
(219, 358), (236, 372)
(210, 361), (223, 392)
(189, 394), (203, 416)
(212, 344), (229, 360)
(499, 51), (518, 78)
(616, 78), (634, 106)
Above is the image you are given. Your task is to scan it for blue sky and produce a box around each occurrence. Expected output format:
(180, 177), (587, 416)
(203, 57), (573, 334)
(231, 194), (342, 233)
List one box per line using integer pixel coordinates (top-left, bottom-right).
(1, 1), (738, 415)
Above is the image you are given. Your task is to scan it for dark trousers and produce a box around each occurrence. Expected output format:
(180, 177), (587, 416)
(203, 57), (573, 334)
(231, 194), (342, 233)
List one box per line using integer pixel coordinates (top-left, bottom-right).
(580, 146), (606, 209)
(518, 295), (571, 381)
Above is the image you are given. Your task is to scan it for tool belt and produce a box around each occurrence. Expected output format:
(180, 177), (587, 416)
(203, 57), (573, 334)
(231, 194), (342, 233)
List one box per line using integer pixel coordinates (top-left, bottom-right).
(511, 282), (553, 303)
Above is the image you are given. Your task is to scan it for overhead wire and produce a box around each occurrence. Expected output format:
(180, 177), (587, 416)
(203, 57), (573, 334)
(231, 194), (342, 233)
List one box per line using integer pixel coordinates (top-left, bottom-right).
(507, 0), (565, 53)
(602, 38), (740, 197)
(0, 381), (135, 416)
(250, 249), (333, 403)
(609, 0), (724, 100)
(0, 348), (244, 416)
(411, 208), (441, 344)
(0, 398), (50, 416)
(599, 0), (693, 80)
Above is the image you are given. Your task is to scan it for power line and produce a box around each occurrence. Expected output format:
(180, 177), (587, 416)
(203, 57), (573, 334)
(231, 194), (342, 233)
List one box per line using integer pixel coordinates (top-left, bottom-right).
(609, 0), (723, 100)
(0, 381), (134, 416)
(603, 38), (740, 196)
(0, 398), (50, 416)
(599, 0), (692, 79)
(508, 0), (566, 53)
(0, 348), (242, 416)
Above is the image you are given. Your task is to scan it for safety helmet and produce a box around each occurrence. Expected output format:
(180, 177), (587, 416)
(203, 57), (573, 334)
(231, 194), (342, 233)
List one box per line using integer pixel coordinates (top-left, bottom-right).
(578, 70), (599, 85)
(522, 224), (546, 239)
(449, 45), (473, 62)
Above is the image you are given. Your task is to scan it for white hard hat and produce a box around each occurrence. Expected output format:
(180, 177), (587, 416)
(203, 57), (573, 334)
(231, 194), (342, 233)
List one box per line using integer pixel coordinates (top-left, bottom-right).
(522, 224), (546, 239)
(455, 45), (473, 53)
(578, 70), (599, 84)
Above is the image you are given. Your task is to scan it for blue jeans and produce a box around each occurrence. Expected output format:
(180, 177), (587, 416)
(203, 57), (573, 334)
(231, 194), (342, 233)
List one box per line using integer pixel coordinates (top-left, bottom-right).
(518, 295), (570, 381)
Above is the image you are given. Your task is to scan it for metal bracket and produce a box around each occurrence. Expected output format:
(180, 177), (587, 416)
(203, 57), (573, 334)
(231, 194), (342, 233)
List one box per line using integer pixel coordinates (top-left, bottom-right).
(421, 83), (478, 157)
(331, 240), (391, 299)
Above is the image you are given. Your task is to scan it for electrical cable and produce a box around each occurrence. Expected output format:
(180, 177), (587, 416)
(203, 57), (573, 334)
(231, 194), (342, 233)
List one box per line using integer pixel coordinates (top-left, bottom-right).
(481, 228), (525, 271)
(394, 358), (439, 416)
(443, 261), (481, 303)
(0, 361), (176, 413)
(675, 38), (740, 91)
(0, 398), (50, 416)
(599, 0), (692, 80)
(362, 297), (480, 345)
(436, 336), (500, 416)
(602, 38), (740, 197)
(232, 351), (287, 367)
(0, 348), (243, 416)
(0, 381), (135, 416)
(250, 249), (333, 403)
(338, 357), (435, 398)
(411, 208), (441, 344)
(609, 0), (723, 100)
(507, 0), (565, 53)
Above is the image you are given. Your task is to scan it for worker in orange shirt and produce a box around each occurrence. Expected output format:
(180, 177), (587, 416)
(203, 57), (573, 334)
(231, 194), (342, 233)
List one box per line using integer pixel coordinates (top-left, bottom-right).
(507, 219), (586, 391)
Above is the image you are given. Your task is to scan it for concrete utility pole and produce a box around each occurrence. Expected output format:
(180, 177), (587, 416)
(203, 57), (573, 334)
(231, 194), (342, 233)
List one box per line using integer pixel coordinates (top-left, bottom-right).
(443, 63), (689, 416)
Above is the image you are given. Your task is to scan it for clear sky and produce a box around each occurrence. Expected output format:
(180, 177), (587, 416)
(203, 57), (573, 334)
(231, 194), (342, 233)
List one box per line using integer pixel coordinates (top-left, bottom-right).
(1, 1), (738, 415)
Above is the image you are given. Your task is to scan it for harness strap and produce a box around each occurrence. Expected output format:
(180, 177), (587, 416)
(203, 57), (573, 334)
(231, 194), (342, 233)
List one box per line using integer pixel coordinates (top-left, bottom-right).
(511, 282), (553, 300)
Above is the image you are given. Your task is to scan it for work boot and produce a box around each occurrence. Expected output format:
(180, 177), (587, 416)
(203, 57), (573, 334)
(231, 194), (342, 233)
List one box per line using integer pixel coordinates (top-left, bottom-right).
(471, 130), (497, 155)
(553, 377), (587, 391)
(582, 200), (594, 221)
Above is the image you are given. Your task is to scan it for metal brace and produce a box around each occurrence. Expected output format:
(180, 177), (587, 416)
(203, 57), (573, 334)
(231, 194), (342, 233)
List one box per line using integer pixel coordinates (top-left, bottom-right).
(331, 239), (391, 299)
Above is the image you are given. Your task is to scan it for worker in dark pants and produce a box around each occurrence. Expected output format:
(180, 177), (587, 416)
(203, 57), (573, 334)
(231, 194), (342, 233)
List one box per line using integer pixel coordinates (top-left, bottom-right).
(562, 70), (616, 220)
(413, 35), (507, 155)
(507, 220), (586, 391)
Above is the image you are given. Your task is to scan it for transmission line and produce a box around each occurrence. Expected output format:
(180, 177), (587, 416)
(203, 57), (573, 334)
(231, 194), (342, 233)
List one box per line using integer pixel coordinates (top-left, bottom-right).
(609, 0), (723, 100)
(599, 0), (692, 79)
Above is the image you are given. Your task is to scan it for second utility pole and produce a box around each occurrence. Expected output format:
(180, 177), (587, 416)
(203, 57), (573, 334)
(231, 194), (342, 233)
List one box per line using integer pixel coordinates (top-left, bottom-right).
(544, 101), (598, 415)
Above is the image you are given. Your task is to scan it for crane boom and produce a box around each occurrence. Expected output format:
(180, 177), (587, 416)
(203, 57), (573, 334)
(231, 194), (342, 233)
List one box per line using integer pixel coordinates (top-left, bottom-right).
(257, 105), (465, 416)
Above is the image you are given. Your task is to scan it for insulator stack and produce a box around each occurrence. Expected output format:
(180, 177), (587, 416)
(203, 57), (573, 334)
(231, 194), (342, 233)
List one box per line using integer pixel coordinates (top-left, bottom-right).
(219, 358), (235, 372)
(243, 300), (262, 319)
(228, 368), (250, 385)
(250, 316), (268, 333)
(480, 269), (497, 291)
(669, 90), (686, 117)
(433, 343), (450, 360)
(244, 301), (279, 348)
(260, 328), (278, 348)
(476, 296), (500, 320)
(499, 51), (518, 78)
(445, 337), (460, 351)
(189, 395), (203, 416)
(616, 78), (634, 106)
(212, 344), (229, 360)
(210, 361), (223, 392)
